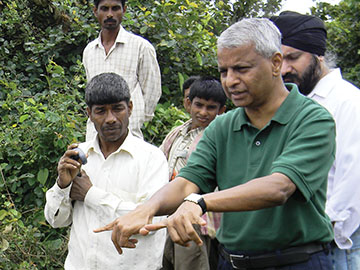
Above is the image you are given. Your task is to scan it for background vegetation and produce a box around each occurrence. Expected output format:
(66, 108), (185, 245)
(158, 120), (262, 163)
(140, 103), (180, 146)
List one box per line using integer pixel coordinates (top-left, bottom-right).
(0, 0), (359, 268)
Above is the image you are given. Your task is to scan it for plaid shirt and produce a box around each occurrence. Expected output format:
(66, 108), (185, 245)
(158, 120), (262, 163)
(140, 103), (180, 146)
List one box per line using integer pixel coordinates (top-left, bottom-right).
(83, 26), (161, 139)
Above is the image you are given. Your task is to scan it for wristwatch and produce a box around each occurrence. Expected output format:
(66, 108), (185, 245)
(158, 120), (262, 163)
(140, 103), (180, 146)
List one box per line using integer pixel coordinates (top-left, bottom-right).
(184, 193), (207, 215)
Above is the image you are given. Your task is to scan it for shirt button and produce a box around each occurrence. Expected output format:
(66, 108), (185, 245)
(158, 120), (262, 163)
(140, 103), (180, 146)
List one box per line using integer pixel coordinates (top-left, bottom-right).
(255, 141), (261, 146)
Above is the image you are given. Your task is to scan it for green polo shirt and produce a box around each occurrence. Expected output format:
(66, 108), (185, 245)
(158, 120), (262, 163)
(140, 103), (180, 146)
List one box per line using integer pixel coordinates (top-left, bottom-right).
(178, 84), (335, 252)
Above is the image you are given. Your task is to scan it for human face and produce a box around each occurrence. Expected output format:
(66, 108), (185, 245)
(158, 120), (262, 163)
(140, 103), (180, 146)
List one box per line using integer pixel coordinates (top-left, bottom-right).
(94, 0), (126, 31)
(218, 43), (277, 109)
(188, 97), (225, 129)
(88, 101), (132, 144)
(183, 87), (191, 113)
(281, 45), (322, 95)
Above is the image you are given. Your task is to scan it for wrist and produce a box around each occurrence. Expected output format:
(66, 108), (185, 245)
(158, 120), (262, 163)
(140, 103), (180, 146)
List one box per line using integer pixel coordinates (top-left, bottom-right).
(184, 193), (207, 215)
(57, 177), (71, 189)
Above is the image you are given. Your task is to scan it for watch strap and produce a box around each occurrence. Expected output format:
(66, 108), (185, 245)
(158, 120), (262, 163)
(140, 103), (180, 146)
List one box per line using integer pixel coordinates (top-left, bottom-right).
(184, 193), (207, 215)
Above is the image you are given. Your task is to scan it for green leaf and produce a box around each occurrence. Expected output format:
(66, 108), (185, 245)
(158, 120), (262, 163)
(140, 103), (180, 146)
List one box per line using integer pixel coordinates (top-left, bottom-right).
(0, 209), (8, 220)
(196, 52), (203, 66)
(45, 239), (63, 250)
(1, 238), (9, 252)
(140, 26), (148, 34)
(37, 168), (49, 186)
(19, 114), (30, 123)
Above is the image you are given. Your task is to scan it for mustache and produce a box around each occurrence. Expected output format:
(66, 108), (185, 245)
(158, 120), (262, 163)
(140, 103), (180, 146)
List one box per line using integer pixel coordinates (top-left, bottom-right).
(282, 73), (300, 83)
(102, 124), (121, 131)
(104, 18), (116, 24)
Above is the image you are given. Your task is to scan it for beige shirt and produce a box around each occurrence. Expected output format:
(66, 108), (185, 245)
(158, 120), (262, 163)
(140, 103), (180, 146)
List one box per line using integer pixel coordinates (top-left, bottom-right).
(44, 132), (168, 269)
(160, 119), (204, 179)
(83, 26), (162, 139)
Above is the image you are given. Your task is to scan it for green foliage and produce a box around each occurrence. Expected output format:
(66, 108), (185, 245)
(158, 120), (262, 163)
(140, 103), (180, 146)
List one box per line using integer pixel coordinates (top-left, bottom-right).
(313, 0), (360, 86)
(142, 103), (190, 146)
(0, 0), (283, 267)
(123, 0), (281, 104)
(0, 59), (85, 269)
(0, 60), (86, 209)
(0, 198), (68, 269)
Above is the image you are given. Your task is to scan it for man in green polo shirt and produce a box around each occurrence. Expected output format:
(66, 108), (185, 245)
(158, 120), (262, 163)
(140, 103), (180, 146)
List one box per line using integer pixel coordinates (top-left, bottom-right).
(95, 18), (335, 269)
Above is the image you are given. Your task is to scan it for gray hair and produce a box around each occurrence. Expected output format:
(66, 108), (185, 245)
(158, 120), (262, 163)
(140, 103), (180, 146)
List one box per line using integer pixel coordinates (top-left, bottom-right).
(323, 51), (337, 69)
(217, 18), (282, 58)
(85, 73), (130, 108)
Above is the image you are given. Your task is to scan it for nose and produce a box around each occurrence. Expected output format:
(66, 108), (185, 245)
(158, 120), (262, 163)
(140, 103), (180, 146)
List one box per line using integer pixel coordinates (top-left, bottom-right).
(224, 68), (239, 89)
(107, 10), (113, 18)
(105, 111), (116, 123)
(281, 60), (292, 76)
(199, 107), (208, 116)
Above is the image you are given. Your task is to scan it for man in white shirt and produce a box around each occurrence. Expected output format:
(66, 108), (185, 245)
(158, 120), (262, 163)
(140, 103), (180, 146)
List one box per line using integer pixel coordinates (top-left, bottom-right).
(83, 0), (162, 139)
(272, 11), (360, 270)
(44, 73), (167, 269)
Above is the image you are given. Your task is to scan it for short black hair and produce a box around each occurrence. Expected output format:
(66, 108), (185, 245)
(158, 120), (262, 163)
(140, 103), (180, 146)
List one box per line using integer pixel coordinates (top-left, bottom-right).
(85, 73), (130, 108)
(182, 76), (200, 95)
(188, 76), (227, 108)
(94, 0), (126, 8)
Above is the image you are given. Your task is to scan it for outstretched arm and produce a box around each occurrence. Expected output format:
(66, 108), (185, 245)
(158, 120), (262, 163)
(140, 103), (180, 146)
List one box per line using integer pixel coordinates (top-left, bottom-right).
(145, 172), (296, 246)
(94, 177), (200, 254)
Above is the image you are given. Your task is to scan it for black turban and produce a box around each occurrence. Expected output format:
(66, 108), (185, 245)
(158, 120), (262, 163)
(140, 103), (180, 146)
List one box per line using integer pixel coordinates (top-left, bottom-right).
(270, 11), (327, 56)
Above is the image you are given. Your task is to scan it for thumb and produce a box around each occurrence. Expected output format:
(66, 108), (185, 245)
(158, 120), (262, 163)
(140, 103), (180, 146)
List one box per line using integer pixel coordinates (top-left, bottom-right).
(196, 216), (207, 226)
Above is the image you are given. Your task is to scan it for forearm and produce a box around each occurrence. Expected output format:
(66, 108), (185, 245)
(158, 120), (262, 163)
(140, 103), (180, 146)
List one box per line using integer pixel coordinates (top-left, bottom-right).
(135, 177), (200, 217)
(204, 173), (296, 212)
(44, 183), (73, 228)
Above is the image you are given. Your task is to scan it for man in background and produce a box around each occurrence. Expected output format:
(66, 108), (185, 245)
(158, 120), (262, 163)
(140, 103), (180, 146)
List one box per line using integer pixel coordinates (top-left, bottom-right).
(272, 11), (360, 270)
(83, 0), (161, 139)
(45, 73), (167, 269)
(160, 76), (226, 270)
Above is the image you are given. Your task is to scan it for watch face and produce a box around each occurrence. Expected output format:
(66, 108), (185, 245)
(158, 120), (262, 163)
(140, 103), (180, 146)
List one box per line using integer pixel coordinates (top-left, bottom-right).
(184, 193), (206, 214)
(185, 193), (202, 203)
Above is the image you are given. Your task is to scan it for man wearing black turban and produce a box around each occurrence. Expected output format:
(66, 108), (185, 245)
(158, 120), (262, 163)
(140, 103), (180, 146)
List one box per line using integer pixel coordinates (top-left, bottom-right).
(272, 11), (360, 270)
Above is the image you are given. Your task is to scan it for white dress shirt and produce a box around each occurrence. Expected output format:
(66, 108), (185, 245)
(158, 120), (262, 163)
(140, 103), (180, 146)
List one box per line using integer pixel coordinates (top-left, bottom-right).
(44, 132), (168, 269)
(309, 68), (360, 249)
(83, 26), (162, 139)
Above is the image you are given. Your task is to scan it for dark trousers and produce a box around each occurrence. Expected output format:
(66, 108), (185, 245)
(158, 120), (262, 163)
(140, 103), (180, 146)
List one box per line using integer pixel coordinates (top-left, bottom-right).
(217, 250), (332, 270)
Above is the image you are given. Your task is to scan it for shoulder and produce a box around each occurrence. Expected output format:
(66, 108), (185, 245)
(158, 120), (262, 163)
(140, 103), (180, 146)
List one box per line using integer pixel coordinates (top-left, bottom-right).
(207, 109), (241, 130)
(129, 136), (166, 160)
(301, 96), (333, 119)
(124, 29), (155, 48)
(83, 38), (98, 52)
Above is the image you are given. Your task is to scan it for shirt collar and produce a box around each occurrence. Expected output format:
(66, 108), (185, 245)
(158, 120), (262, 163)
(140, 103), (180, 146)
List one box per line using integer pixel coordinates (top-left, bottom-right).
(233, 83), (301, 131)
(82, 128), (136, 159)
(179, 119), (204, 136)
(94, 25), (128, 48)
(308, 68), (341, 99)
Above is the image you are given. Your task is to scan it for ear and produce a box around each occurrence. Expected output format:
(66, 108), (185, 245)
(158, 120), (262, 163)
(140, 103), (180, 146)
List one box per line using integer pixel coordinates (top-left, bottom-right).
(93, 6), (98, 18)
(218, 105), (226, 115)
(185, 97), (192, 108)
(271, 52), (283, 77)
(127, 101), (133, 117)
(87, 107), (92, 120)
(122, 4), (127, 13)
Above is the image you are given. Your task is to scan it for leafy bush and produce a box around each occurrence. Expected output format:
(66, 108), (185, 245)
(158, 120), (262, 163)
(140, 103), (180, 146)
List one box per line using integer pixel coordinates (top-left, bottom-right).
(0, 0), (284, 268)
(313, 0), (360, 86)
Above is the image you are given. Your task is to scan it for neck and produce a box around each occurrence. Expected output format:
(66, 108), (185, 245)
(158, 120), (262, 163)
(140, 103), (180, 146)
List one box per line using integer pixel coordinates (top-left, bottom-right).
(319, 63), (331, 81)
(101, 26), (120, 44)
(245, 83), (289, 130)
(98, 131), (127, 159)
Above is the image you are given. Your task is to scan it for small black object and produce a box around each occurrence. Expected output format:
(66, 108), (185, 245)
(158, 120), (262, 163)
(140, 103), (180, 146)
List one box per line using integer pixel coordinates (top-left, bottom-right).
(70, 148), (87, 165)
